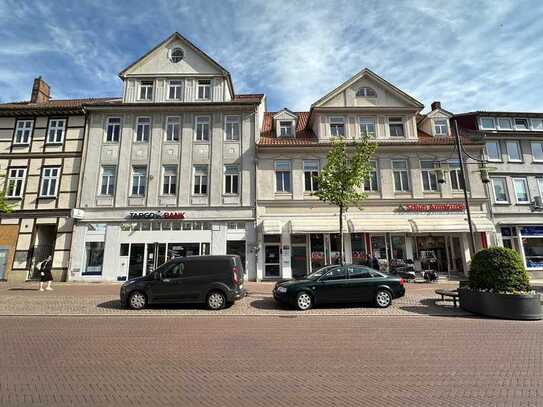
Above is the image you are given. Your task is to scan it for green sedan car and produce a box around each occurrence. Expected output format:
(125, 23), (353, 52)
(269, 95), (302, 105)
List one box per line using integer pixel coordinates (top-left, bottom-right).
(273, 264), (406, 311)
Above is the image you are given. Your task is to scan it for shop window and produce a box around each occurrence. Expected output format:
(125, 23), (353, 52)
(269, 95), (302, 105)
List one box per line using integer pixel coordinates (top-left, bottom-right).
(291, 234), (307, 245)
(172, 221), (182, 231)
(351, 233), (366, 265)
(390, 235), (406, 259)
(183, 222), (192, 230)
(120, 244), (129, 256)
(83, 242), (105, 275)
(329, 233), (342, 264)
(522, 237), (543, 269)
(264, 234), (281, 243)
(141, 222), (151, 231)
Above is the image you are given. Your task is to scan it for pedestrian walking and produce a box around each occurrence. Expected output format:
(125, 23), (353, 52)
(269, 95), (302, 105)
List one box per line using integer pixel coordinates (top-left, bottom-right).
(39, 255), (53, 291)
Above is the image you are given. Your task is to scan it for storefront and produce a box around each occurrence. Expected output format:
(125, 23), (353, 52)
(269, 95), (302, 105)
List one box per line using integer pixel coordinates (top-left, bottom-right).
(500, 225), (543, 272)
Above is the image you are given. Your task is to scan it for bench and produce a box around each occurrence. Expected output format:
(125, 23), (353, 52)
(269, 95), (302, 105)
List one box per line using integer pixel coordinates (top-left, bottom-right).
(435, 289), (459, 308)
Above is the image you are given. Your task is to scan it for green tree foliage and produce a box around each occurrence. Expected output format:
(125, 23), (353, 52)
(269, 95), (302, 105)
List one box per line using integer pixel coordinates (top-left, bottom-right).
(315, 137), (377, 264)
(0, 173), (13, 214)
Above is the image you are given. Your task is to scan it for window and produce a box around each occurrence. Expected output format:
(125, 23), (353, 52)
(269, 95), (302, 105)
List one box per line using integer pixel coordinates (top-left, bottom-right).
(485, 141), (502, 161)
(359, 117), (376, 138)
(388, 117), (404, 137)
(364, 161), (379, 192)
(329, 117), (345, 137)
(274, 160), (291, 193)
(449, 161), (465, 191)
(506, 141), (522, 162)
(162, 165), (177, 195)
(356, 87), (377, 97)
(106, 117), (121, 142)
(83, 242), (104, 275)
(224, 165), (240, 194)
(514, 118), (529, 130)
(100, 166), (116, 196)
(538, 178), (543, 198)
(195, 116), (210, 142)
(420, 160), (438, 192)
(131, 166), (147, 196)
(321, 267), (346, 281)
(139, 81), (153, 100)
(434, 119), (448, 136)
(491, 177), (508, 203)
(168, 80), (183, 100)
(279, 121), (293, 137)
(497, 118), (513, 130)
(531, 118), (543, 131)
(531, 142), (543, 162)
(513, 178), (530, 204)
(193, 165), (208, 195)
(14, 120), (33, 144)
(392, 160), (409, 192)
(165, 116), (180, 142)
(480, 117), (495, 130)
(169, 47), (184, 63)
(303, 160), (319, 192)
(46, 119), (66, 144)
(39, 167), (60, 197)
(135, 117), (151, 142)
(197, 79), (211, 100)
(6, 168), (26, 198)
(347, 266), (372, 279)
(225, 115), (240, 141)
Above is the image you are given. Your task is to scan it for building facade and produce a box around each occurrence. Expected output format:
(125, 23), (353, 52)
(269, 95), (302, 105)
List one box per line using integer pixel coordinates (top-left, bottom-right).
(0, 78), (111, 282)
(68, 33), (265, 282)
(455, 112), (543, 277)
(256, 69), (495, 280)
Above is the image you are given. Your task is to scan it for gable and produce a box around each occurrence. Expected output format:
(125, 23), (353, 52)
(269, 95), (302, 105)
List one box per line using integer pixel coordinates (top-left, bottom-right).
(273, 109), (297, 120)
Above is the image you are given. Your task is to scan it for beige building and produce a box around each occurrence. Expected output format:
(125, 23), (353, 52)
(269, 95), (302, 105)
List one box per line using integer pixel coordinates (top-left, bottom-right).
(256, 69), (495, 280)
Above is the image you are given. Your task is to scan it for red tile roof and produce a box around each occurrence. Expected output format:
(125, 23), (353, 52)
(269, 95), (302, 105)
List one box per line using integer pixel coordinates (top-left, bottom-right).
(0, 97), (120, 116)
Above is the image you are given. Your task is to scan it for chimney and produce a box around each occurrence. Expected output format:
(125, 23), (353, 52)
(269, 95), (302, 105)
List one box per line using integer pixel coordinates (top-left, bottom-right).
(31, 76), (50, 103)
(431, 101), (441, 111)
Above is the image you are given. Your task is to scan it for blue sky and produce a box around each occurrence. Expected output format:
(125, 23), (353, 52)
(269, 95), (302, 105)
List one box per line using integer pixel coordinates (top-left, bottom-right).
(1, 0), (542, 113)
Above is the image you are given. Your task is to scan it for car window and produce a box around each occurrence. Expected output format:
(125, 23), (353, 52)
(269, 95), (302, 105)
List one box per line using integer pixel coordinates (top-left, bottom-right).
(347, 266), (372, 279)
(163, 262), (184, 279)
(321, 267), (346, 281)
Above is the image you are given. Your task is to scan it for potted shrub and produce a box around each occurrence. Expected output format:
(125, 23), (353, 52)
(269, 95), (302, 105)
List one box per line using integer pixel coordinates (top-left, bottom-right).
(459, 247), (542, 320)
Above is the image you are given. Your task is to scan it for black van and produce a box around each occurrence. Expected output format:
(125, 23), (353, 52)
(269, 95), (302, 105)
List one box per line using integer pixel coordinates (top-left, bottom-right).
(120, 255), (246, 310)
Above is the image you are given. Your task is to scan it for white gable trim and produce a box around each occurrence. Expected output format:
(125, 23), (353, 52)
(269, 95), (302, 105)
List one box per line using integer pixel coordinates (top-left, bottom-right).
(273, 109), (297, 120)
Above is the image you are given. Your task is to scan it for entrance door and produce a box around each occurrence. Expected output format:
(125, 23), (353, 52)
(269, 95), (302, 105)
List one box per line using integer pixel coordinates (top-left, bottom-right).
(264, 245), (281, 278)
(291, 234), (308, 279)
(145, 243), (166, 274)
(128, 244), (145, 279)
(0, 248), (8, 280)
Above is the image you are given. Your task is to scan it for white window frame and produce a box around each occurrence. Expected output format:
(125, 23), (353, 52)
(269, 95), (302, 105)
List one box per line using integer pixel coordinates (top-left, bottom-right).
(364, 160), (379, 192)
(105, 117), (121, 143)
(100, 166), (116, 196)
(225, 115), (241, 141)
(329, 117), (345, 138)
(497, 117), (513, 130)
(388, 117), (405, 138)
(448, 161), (464, 191)
(356, 87), (377, 97)
(168, 80), (183, 100)
(513, 177), (530, 204)
(135, 117), (151, 143)
(139, 80), (154, 101)
(274, 160), (292, 193)
(392, 160), (410, 192)
(193, 165), (208, 195)
(14, 120), (33, 145)
(46, 118), (66, 144)
(531, 141), (543, 163)
(506, 140), (522, 162)
(514, 118), (530, 131)
(480, 117), (496, 130)
(279, 120), (294, 137)
(6, 167), (27, 198)
(197, 79), (211, 100)
(131, 166), (147, 197)
(162, 165), (177, 195)
(39, 167), (60, 198)
(433, 119), (448, 136)
(165, 116), (180, 142)
(537, 177), (543, 198)
(359, 117), (376, 138)
(485, 141), (502, 162)
(195, 115), (210, 142)
(491, 177), (509, 204)
(303, 160), (319, 192)
(530, 118), (543, 131)
(224, 165), (240, 195)
(420, 160), (439, 192)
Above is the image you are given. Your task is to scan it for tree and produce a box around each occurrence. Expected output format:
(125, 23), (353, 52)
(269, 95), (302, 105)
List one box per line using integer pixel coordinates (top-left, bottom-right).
(315, 137), (377, 265)
(0, 173), (13, 214)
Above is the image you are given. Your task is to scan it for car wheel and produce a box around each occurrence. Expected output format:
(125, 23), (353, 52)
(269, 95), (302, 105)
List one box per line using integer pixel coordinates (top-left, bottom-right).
(375, 289), (392, 308)
(128, 291), (147, 310)
(207, 291), (226, 310)
(295, 291), (313, 311)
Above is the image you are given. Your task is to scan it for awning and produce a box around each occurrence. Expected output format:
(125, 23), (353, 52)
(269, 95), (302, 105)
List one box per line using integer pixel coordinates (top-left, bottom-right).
(289, 217), (342, 233)
(261, 220), (282, 234)
(471, 217), (496, 232)
(349, 218), (412, 233)
(409, 216), (496, 233)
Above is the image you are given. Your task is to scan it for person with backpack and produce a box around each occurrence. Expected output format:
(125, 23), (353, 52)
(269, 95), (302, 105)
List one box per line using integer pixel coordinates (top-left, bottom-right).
(39, 255), (53, 291)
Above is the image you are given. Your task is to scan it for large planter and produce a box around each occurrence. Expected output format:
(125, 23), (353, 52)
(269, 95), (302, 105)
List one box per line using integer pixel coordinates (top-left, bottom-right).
(459, 289), (542, 320)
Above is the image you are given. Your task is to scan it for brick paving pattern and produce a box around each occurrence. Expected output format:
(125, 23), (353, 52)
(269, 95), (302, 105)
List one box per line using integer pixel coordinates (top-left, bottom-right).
(0, 316), (542, 406)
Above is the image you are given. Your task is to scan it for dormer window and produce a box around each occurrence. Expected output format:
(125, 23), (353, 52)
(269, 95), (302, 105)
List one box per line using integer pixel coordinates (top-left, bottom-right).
(279, 121), (294, 137)
(480, 117), (495, 130)
(197, 79), (211, 100)
(356, 87), (377, 97)
(434, 119), (448, 136)
(514, 118), (529, 130)
(139, 81), (153, 100)
(497, 118), (513, 130)
(330, 117), (345, 137)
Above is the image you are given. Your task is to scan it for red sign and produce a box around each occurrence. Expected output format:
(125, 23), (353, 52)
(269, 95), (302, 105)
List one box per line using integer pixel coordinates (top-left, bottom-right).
(128, 211), (185, 220)
(403, 203), (465, 212)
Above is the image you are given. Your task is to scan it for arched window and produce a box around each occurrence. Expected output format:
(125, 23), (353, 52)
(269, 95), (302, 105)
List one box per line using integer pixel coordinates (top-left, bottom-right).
(356, 87), (377, 97)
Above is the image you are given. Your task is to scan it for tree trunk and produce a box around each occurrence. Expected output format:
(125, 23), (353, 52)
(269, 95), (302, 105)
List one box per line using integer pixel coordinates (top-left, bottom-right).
(339, 205), (344, 265)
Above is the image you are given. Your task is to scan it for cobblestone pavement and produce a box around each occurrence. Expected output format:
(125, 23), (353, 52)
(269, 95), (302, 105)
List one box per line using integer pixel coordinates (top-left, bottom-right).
(1, 316), (542, 406)
(0, 281), (472, 316)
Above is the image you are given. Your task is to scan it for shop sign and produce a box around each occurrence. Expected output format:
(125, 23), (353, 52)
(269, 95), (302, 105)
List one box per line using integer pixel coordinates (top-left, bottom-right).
(520, 226), (543, 236)
(128, 211), (185, 220)
(401, 203), (465, 212)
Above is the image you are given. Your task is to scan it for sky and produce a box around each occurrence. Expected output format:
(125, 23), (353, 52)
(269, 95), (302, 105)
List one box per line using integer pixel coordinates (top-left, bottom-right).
(1, 0), (543, 113)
